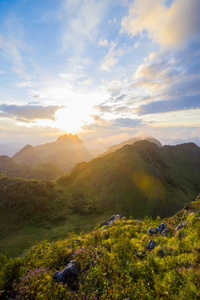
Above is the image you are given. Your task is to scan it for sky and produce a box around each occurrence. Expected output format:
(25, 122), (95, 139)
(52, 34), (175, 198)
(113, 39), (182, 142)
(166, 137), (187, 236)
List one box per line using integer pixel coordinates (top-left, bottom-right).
(0, 0), (200, 155)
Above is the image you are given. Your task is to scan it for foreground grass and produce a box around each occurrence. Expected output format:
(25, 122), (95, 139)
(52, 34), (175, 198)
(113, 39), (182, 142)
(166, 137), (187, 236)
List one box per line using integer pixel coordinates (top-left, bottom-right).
(0, 198), (200, 299)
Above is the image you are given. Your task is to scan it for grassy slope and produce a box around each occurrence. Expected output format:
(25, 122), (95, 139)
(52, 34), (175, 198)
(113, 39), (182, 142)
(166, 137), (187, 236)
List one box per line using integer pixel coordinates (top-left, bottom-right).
(58, 141), (200, 218)
(0, 197), (199, 299)
(0, 156), (63, 181)
(1, 141), (200, 257)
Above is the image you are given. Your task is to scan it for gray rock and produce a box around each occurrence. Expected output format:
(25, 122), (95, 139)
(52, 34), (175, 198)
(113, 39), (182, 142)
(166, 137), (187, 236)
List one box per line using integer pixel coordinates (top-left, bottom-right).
(158, 223), (167, 233)
(147, 239), (156, 250)
(175, 223), (183, 232)
(161, 228), (170, 237)
(147, 228), (154, 236)
(53, 260), (80, 290)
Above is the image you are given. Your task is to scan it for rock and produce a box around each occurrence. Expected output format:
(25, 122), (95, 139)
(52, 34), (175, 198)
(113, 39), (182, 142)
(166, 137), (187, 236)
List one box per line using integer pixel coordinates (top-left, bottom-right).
(101, 215), (126, 227)
(175, 223), (183, 232)
(158, 223), (167, 233)
(124, 298), (131, 300)
(101, 221), (109, 226)
(198, 210), (200, 214)
(161, 228), (170, 237)
(147, 228), (154, 236)
(53, 260), (80, 290)
(155, 227), (159, 234)
(175, 221), (187, 233)
(146, 239), (156, 250)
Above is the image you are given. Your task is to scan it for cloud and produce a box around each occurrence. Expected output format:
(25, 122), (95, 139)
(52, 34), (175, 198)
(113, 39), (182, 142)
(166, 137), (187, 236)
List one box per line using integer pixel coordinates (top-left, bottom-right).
(99, 39), (109, 47)
(100, 41), (118, 71)
(0, 104), (63, 122)
(113, 118), (142, 127)
(83, 115), (142, 130)
(121, 0), (200, 47)
(0, 32), (28, 79)
(130, 38), (200, 114)
(137, 95), (200, 115)
(61, 0), (107, 53)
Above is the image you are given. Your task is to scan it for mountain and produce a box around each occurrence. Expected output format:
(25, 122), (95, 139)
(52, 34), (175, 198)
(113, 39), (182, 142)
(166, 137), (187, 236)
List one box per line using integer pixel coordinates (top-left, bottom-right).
(100, 136), (162, 156)
(12, 134), (92, 172)
(1, 196), (200, 299)
(0, 155), (63, 181)
(1, 139), (200, 257)
(58, 140), (200, 218)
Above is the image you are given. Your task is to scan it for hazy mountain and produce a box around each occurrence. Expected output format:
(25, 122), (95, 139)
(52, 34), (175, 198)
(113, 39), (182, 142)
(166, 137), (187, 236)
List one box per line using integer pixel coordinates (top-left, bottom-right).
(100, 136), (162, 157)
(12, 134), (92, 172)
(0, 155), (63, 181)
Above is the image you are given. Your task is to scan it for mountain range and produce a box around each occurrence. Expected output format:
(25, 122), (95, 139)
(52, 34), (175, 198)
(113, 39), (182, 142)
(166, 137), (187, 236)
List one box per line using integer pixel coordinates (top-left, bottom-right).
(12, 134), (92, 172)
(0, 155), (63, 181)
(0, 138), (200, 257)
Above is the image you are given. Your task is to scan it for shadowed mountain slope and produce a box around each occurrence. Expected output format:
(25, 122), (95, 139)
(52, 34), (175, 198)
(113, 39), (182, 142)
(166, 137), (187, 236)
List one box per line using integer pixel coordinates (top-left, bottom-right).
(12, 134), (92, 172)
(58, 140), (200, 219)
(0, 155), (63, 181)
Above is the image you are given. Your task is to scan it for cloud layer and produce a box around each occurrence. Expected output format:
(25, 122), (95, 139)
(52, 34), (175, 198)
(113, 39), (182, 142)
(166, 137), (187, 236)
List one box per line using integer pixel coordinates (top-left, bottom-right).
(0, 104), (62, 122)
(121, 0), (200, 47)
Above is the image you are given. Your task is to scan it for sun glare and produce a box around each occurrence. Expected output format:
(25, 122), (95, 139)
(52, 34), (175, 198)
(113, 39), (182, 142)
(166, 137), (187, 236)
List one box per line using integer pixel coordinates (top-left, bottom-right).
(55, 103), (93, 134)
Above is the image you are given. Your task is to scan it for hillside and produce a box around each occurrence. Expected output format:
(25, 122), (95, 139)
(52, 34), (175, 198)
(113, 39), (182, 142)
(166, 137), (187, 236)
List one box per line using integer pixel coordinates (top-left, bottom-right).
(12, 134), (92, 172)
(58, 140), (200, 219)
(0, 140), (200, 257)
(0, 196), (199, 299)
(100, 136), (162, 157)
(0, 156), (63, 181)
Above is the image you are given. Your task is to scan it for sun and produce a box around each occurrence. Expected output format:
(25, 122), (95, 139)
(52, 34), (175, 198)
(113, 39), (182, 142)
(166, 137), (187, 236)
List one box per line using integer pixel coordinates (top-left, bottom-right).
(55, 103), (93, 134)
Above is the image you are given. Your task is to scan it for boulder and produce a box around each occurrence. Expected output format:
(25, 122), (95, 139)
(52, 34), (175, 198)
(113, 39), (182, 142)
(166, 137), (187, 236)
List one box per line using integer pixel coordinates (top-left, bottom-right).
(147, 228), (154, 236)
(175, 221), (187, 233)
(53, 260), (80, 290)
(161, 228), (170, 237)
(146, 239), (156, 250)
(100, 215), (126, 227)
(158, 223), (167, 233)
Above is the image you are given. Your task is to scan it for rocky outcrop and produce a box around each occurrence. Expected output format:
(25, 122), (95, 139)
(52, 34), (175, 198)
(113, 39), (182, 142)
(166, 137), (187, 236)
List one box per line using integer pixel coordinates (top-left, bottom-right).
(101, 214), (126, 227)
(53, 260), (80, 290)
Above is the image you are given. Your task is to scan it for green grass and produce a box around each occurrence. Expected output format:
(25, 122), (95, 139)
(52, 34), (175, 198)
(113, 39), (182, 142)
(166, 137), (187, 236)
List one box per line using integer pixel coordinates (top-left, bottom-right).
(0, 198), (199, 299)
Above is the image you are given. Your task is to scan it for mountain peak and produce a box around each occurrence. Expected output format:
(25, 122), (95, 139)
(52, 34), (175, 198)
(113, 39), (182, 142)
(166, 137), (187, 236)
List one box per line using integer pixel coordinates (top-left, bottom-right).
(56, 134), (79, 143)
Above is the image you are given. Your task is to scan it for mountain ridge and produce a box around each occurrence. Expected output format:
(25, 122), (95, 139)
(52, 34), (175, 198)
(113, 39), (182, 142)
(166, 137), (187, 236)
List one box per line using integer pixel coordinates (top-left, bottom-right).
(12, 134), (92, 172)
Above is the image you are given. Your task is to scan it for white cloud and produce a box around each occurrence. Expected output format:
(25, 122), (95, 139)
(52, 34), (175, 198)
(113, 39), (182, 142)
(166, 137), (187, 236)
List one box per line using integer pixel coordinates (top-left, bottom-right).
(61, 0), (107, 52)
(100, 42), (118, 71)
(121, 0), (200, 48)
(134, 42), (140, 49)
(99, 39), (109, 47)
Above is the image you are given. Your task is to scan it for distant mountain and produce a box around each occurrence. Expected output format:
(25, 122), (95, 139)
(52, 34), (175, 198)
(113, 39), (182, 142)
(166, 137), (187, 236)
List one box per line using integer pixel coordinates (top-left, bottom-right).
(100, 136), (162, 156)
(0, 155), (63, 181)
(12, 134), (92, 172)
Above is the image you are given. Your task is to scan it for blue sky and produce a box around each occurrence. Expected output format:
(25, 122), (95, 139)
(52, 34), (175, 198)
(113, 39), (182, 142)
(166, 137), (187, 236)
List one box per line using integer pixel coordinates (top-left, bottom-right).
(0, 0), (200, 154)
